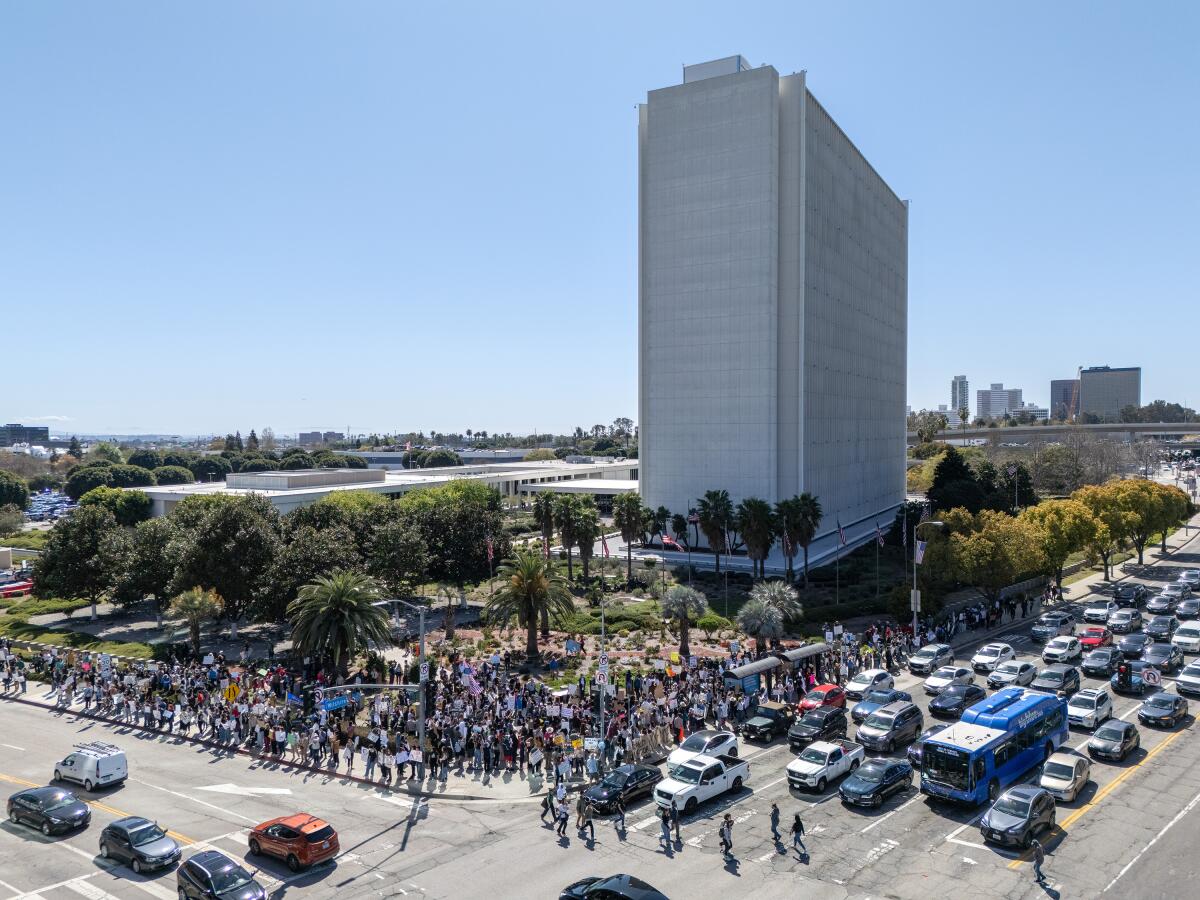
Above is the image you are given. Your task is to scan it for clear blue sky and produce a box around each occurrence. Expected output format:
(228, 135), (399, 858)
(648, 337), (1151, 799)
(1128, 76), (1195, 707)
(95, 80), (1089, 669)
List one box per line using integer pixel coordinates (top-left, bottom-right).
(3, 1), (1196, 437)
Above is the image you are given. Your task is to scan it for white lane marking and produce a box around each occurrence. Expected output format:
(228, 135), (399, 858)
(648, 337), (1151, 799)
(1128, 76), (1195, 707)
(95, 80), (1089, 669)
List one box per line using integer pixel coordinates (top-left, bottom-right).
(1, 744), (26, 751)
(685, 835), (703, 847)
(0, 880), (22, 895)
(189, 828), (251, 854)
(131, 779), (258, 824)
(743, 744), (787, 762)
(1104, 787), (1200, 892)
(53, 844), (175, 900)
(63, 879), (122, 900)
(947, 837), (990, 850)
(7, 873), (98, 900)
(630, 815), (658, 831)
(197, 783), (292, 796)
(861, 794), (921, 834)
(757, 776), (786, 791)
(757, 851), (776, 861)
(961, 856), (977, 865)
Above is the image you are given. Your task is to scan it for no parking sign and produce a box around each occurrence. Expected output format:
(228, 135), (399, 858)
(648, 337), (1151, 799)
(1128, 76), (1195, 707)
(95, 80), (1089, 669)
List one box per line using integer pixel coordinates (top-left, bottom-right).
(1144, 667), (1162, 687)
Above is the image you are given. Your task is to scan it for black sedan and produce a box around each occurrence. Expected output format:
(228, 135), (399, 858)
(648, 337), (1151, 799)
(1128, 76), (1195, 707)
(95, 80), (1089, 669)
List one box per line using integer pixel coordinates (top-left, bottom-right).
(177, 851), (265, 900)
(908, 724), (950, 770)
(1144, 616), (1179, 642)
(1030, 665), (1082, 696)
(1176, 598), (1200, 620)
(99, 816), (181, 873)
(928, 683), (987, 719)
(1088, 720), (1141, 761)
(1138, 692), (1189, 728)
(6, 787), (90, 836)
(1115, 584), (1147, 607)
(1117, 633), (1155, 659)
(582, 765), (662, 814)
(1082, 647), (1123, 678)
(788, 707), (848, 751)
(1145, 593), (1179, 615)
(839, 758), (914, 808)
(1142, 642), (1185, 674)
(559, 874), (669, 900)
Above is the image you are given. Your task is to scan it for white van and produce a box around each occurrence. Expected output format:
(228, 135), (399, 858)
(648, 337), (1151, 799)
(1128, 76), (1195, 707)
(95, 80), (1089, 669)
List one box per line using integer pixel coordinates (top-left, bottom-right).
(54, 742), (128, 791)
(1173, 623), (1200, 654)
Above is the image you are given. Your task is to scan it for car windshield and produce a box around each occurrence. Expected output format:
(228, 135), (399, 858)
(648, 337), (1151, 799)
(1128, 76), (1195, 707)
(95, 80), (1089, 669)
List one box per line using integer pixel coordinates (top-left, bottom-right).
(43, 793), (77, 812)
(864, 712), (895, 729)
(1113, 612), (1131, 621)
(977, 647), (1000, 658)
(673, 766), (703, 784)
(1072, 696), (1096, 709)
(600, 772), (628, 789)
(913, 648), (936, 660)
(680, 734), (710, 751)
(994, 796), (1031, 817)
(799, 748), (830, 765)
(305, 825), (335, 844)
(1039, 671), (1064, 684)
(1043, 761), (1075, 780)
(854, 763), (888, 783)
(129, 824), (167, 846)
(941, 685), (970, 697)
(850, 673), (873, 686)
(997, 662), (1021, 674)
(1184, 665), (1200, 678)
(923, 744), (969, 789)
(1144, 695), (1175, 709)
(209, 866), (254, 894)
(863, 690), (894, 704)
(1095, 725), (1125, 740)
(800, 713), (827, 727)
(932, 667), (957, 679)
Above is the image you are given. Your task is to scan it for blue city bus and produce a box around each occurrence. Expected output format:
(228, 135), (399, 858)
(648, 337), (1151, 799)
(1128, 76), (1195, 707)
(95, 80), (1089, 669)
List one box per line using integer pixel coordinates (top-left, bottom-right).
(920, 688), (1068, 805)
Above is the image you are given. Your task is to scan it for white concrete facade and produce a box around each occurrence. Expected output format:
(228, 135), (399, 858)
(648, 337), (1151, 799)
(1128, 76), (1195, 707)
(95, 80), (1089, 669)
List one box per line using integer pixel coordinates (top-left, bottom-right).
(638, 59), (908, 560)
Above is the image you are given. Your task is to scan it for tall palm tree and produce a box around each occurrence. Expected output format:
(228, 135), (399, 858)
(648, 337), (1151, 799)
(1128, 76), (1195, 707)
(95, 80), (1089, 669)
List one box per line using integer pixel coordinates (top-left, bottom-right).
(650, 506), (670, 548)
(661, 585), (708, 658)
(777, 492), (822, 587)
(736, 497), (776, 578)
(553, 494), (580, 581)
(287, 570), (392, 675)
(485, 549), (576, 661)
(697, 489), (733, 574)
(670, 513), (689, 548)
(532, 492), (555, 557)
(611, 492), (648, 586)
(169, 587), (221, 657)
(573, 497), (601, 580)
(748, 580), (801, 645)
(736, 597), (784, 655)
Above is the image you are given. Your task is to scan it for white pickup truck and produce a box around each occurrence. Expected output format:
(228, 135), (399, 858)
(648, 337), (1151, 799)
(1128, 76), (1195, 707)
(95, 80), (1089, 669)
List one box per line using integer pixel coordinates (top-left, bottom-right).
(653, 753), (750, 814)
(786, 739), (865, 793)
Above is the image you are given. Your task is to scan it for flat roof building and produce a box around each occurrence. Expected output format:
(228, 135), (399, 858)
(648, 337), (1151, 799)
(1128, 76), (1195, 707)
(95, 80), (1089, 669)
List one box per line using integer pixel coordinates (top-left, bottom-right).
(638, 57), (907, 562)
(1, 424), (50, 447)
(976, 384), (1023, 420)
(1079, 366), (1141, 422)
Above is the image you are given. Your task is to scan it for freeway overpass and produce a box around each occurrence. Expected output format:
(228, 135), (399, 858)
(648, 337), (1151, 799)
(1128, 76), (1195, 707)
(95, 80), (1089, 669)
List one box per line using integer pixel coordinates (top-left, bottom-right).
(907, 421), (1200, 446)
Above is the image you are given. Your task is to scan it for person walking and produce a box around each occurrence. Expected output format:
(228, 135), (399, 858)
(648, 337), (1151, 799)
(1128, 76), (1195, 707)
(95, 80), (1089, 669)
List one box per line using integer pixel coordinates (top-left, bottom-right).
(769, 802), (781, 842)
(540, 788), (555, 825)
(670, 799), (681, 842)
(1031, 838), (1046, 884)
(613, 794), (626, 832)
(790, 813), (806, 858)
(555, 799), (569, 837)
(718, 814), (733, 857)
(658, 807), (672, 848)
(579, 798), (595, 841)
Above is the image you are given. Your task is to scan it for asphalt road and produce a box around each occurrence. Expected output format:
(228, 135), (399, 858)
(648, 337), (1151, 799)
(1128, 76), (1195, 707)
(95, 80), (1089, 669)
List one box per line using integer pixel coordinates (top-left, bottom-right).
(4, 553), (1200, 900)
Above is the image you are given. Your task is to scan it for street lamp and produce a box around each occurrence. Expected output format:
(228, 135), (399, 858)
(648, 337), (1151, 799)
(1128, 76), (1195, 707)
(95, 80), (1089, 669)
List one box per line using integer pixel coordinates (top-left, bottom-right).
(911, 520), (945, 640)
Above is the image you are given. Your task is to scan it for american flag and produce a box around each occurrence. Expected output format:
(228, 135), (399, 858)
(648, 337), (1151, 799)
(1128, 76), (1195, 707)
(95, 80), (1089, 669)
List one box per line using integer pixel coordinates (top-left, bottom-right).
(485, 537), (494, 563)
(837, 519), (847, 546)
(915, 540), (928, 565)
(902, 506), (908, 547)
(601, 533), (610, 558)
(782, 532), (792, 556)
(875, 522), (884, 547)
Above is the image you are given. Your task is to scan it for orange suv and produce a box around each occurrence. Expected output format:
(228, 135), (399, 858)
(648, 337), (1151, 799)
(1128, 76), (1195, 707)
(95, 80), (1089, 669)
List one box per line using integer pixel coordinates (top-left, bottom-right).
(248, 814), (338, 871)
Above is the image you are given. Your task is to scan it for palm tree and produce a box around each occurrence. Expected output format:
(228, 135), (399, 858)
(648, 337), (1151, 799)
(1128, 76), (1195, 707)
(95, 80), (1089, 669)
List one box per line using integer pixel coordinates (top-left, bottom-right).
(611, 492), (648, 585)
(574, 497), (601, 580)
(532, 492), (555, 557)
(553, 494), (580, 580)
(696, 489), (733, 574)
(777, 492), (822, 586)
(485, 549), (576, 661)
(287, 570), (393, 675)
(661, 585), (708, 658)
(748, 580), (801, 645)
(670, 513), (689, 548)
(170, 587), (221, 657)
(736, 597), (784, 655)
(737, 497), (776, 578)
(650, 506), (670, 548)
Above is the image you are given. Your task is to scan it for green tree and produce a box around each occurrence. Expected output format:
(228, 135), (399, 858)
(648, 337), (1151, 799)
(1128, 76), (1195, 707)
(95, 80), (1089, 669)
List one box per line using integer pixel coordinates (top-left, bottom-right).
(736, 597), (784, 655)
(523, 448), (557, 461)
(951, 510), (1045, 604)
(109, 517), (179, 626)
(611, 491), (648, 585)
(365, 517), (430, 596)
(661, 585), (708, 658)
(532, 491), (556, 556)
(246, 430), (259, 451)
(288, 570), (392, 674)
(748, 579), (802, 640)
(1073, 483), (1135, 580)
(32, 505), (125, 620)
(188, 456), (233, 482)
(421, 449), (462, 468)
(573, 497), (602, 580)
(553, 494), (580, 580)
(696, 612), (730, 641)
(79, 486), (152, 527)
(126, 449), (163, 470)
(736, 497), (776, 579)
(105, 464), (156, 488)
(670, 513), (689, 548)
(928, 446), (985, 514)
(0, 504), (24, 536)
(1020, 499), (1097, 588)
(265, 524), (363, 621)
(170, 587), (222, 656)
(649, 506), (670, 547)
(279, 453), (315, 470)
(485, 549), (576, 661)
(776, 492), (822, 586)
(67, 436), (83, 459)
(86, 442), (124, 465)
(696, 489), (733, 575)
(0, 470), (30, 509)
(152, 465), (195, 485)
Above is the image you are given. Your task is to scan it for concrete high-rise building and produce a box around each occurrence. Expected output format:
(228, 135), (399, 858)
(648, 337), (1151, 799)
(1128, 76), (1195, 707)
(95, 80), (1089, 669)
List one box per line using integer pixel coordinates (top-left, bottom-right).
(1050, 379), (1079, 420)
(1079, 366), (1141, 422)
(638, 56), (908, 562)
(976, 383), (1023, 420)
(0, 423), (50, 447)
(950, 375), (970, 421)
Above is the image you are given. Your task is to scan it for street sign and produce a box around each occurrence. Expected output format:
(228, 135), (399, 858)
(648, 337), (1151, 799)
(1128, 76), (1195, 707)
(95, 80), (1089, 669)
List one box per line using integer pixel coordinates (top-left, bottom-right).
(419, 662), (429, 682)
(313, 688), (324, 704)
(598, 653), (609, 669)
(223, 684), (240, 703)
(910, 589), (922, 613)
(595, 671), (608, 685)
(1144, 667), (1162, 687)
(322, 696), (349, 711)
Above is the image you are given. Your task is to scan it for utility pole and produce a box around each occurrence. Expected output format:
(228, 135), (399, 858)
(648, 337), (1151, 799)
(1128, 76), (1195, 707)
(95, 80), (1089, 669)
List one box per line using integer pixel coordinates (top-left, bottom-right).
(417, 604), (427, 782)
(597, 600), (608, 776)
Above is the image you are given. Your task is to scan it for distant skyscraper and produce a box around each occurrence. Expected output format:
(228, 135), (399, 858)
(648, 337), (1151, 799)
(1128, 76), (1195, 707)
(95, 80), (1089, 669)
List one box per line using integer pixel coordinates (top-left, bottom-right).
(950, 375), (970, 420)
(638, 56), (908, 559)
(1079, 366), (1141, 422)
(0, 423), (50, 446)
(976, 383), (1023, 420)
(1050, 379), (1080, 420)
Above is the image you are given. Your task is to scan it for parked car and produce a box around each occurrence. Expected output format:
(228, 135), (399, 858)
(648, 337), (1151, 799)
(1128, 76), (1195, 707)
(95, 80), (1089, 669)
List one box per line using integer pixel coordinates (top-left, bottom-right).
(1030, 664), (1081, 696)
(582, 764), (663, 814)
(1082, 647), (1123, 678)
(1083, 600), (1119, 624)
(6, 786), (90, 836)
(839, 758), (914, 808)
(844, 669), (894, 702)
(1108, 609), (1142, 634)
(1031, 613), (1076, 643)
(856, 701), (924, 753)
(1039, 752), (1091, 803)
(99, 816), (181, 873)
(923, 666), (974, 695)
(667, 730), (738, 770)
(1067, 688), (1113, 729)
(928, 683), (987, 719)
(970, 643), (1015, 673)
(799, 684), (846, 712)
(850, 688), (913, 725)
(1079, 626), (1113, 650)
(176, 851), (266, 900)
(1088, 720), (1140, 761)
(907, 643), (954, 676)
(980, 785), (1056, 848)
(1145, 615), (1180, 642)
(988, 660), (1038, 689)
(1138, 692), (1189, 728)
(788, 707), (849, 752)
(741, 701), (796, 741)
(1043, 636), (1084, 664)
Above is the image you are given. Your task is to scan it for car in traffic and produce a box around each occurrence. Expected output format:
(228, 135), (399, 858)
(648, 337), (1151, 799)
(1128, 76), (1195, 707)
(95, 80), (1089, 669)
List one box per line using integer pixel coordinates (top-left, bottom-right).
(928, 682), (987, 719)
(844, 669), (894, 701)
(1137, 692), (1189, 728)
(850, 688), (913, 725)
(1144, 615), (1180, 642)
(788, 707), (849, 751)
(1083, 600), (1119, 624)
(1108, 608), (1143, 634)
(1079, 626), (1113, 650)
(1039, 752), (1091, 803)
(99, 816), (181, 873)
(558, 875), (669, 900)
(1148, 585), (1189, 613)
(248, 813), (338, 871)
(923, 666), (974, 695)
(1031, 612), (1076, 643)
(1030, 664), (1081, 696)
(654, 753), (749, 812)
(987, 660), (1038, 689)
(1176, 661), (1200, 697)
(1174, 622), (1200, 653)
(1175, 598), (1200, 621)
(907, 723), (951, 770)
(1179, 569), (1200, 589)
(1042, 636), (1084, 664)
(1111, 660), (1158, 695)
(908, 643), (954, 676)
(838, 758), (914, 808)
(53, 742), (128, 792)
(1088, 720), (1140, 761)
(970, 643), (1016, 673)
(980, 785), (1056, 848)
(741, 701), (796, 741)
(786, 739), (864, 793)
(1142, 642), (1184, 674)
(582, 764), (663, 814)
(177, 851), (267, 900)
(1114, 583), (1147, 607)
(667, 730), (738, 769)
(855, 701), (924, 753)
(799, 684), (846, 712)
(1117, 632), (1155, 659)
(1082, 647), (1123, 678)
(6, 786), (90, 836)
(1067, 687), (1113, 729)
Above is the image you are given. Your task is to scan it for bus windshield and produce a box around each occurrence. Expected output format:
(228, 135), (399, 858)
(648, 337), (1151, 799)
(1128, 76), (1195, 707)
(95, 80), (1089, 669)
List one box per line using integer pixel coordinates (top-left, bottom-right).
(923, 744), (970, 789)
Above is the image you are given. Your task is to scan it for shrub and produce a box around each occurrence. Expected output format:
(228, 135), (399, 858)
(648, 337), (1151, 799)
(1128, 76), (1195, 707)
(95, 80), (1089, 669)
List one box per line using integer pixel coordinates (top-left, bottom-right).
(152, 465), (195, 485)
(696, 613), (730, 640)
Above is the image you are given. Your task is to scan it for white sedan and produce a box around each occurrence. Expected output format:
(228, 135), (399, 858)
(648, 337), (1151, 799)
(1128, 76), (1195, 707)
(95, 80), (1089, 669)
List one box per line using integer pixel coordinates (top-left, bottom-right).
(666, 729), (738, 770)
(971, 643), (1016, 673)
(1084, 601), (1119, 624)
(1039, 751), (1091, 803)
(845, 668), (894, 700)
(924, 665), (975, 695)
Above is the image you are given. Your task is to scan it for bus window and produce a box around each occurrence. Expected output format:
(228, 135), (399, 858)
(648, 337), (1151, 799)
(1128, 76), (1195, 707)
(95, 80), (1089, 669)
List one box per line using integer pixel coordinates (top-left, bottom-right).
(972, 758), (985, 789)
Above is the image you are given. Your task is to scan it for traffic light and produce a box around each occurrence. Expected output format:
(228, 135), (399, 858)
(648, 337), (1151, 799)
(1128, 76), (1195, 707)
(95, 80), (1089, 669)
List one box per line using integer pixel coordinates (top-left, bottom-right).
(1117, 664), (1130, 689)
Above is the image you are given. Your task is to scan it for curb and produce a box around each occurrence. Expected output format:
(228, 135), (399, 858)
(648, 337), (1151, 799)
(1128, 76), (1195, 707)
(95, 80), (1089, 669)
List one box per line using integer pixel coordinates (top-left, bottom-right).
(0, 693), (579, 803)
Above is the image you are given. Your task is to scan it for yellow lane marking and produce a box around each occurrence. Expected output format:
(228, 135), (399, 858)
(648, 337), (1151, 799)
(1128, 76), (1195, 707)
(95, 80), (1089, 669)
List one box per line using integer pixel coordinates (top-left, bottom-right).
(1007, 730), (1183, 869)
(0, 772), (195, 844)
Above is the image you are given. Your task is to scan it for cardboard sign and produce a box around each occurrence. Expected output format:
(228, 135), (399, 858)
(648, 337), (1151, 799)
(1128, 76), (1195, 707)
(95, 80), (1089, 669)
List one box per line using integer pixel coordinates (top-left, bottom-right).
(571, 738), (583, 750)
(547, 704), (561, 717)
(670, 651), (680, 664)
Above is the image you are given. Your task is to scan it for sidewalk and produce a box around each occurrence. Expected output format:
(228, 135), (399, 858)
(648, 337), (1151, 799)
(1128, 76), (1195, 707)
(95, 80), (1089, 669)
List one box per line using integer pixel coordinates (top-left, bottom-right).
(0, 686), (579, 803)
